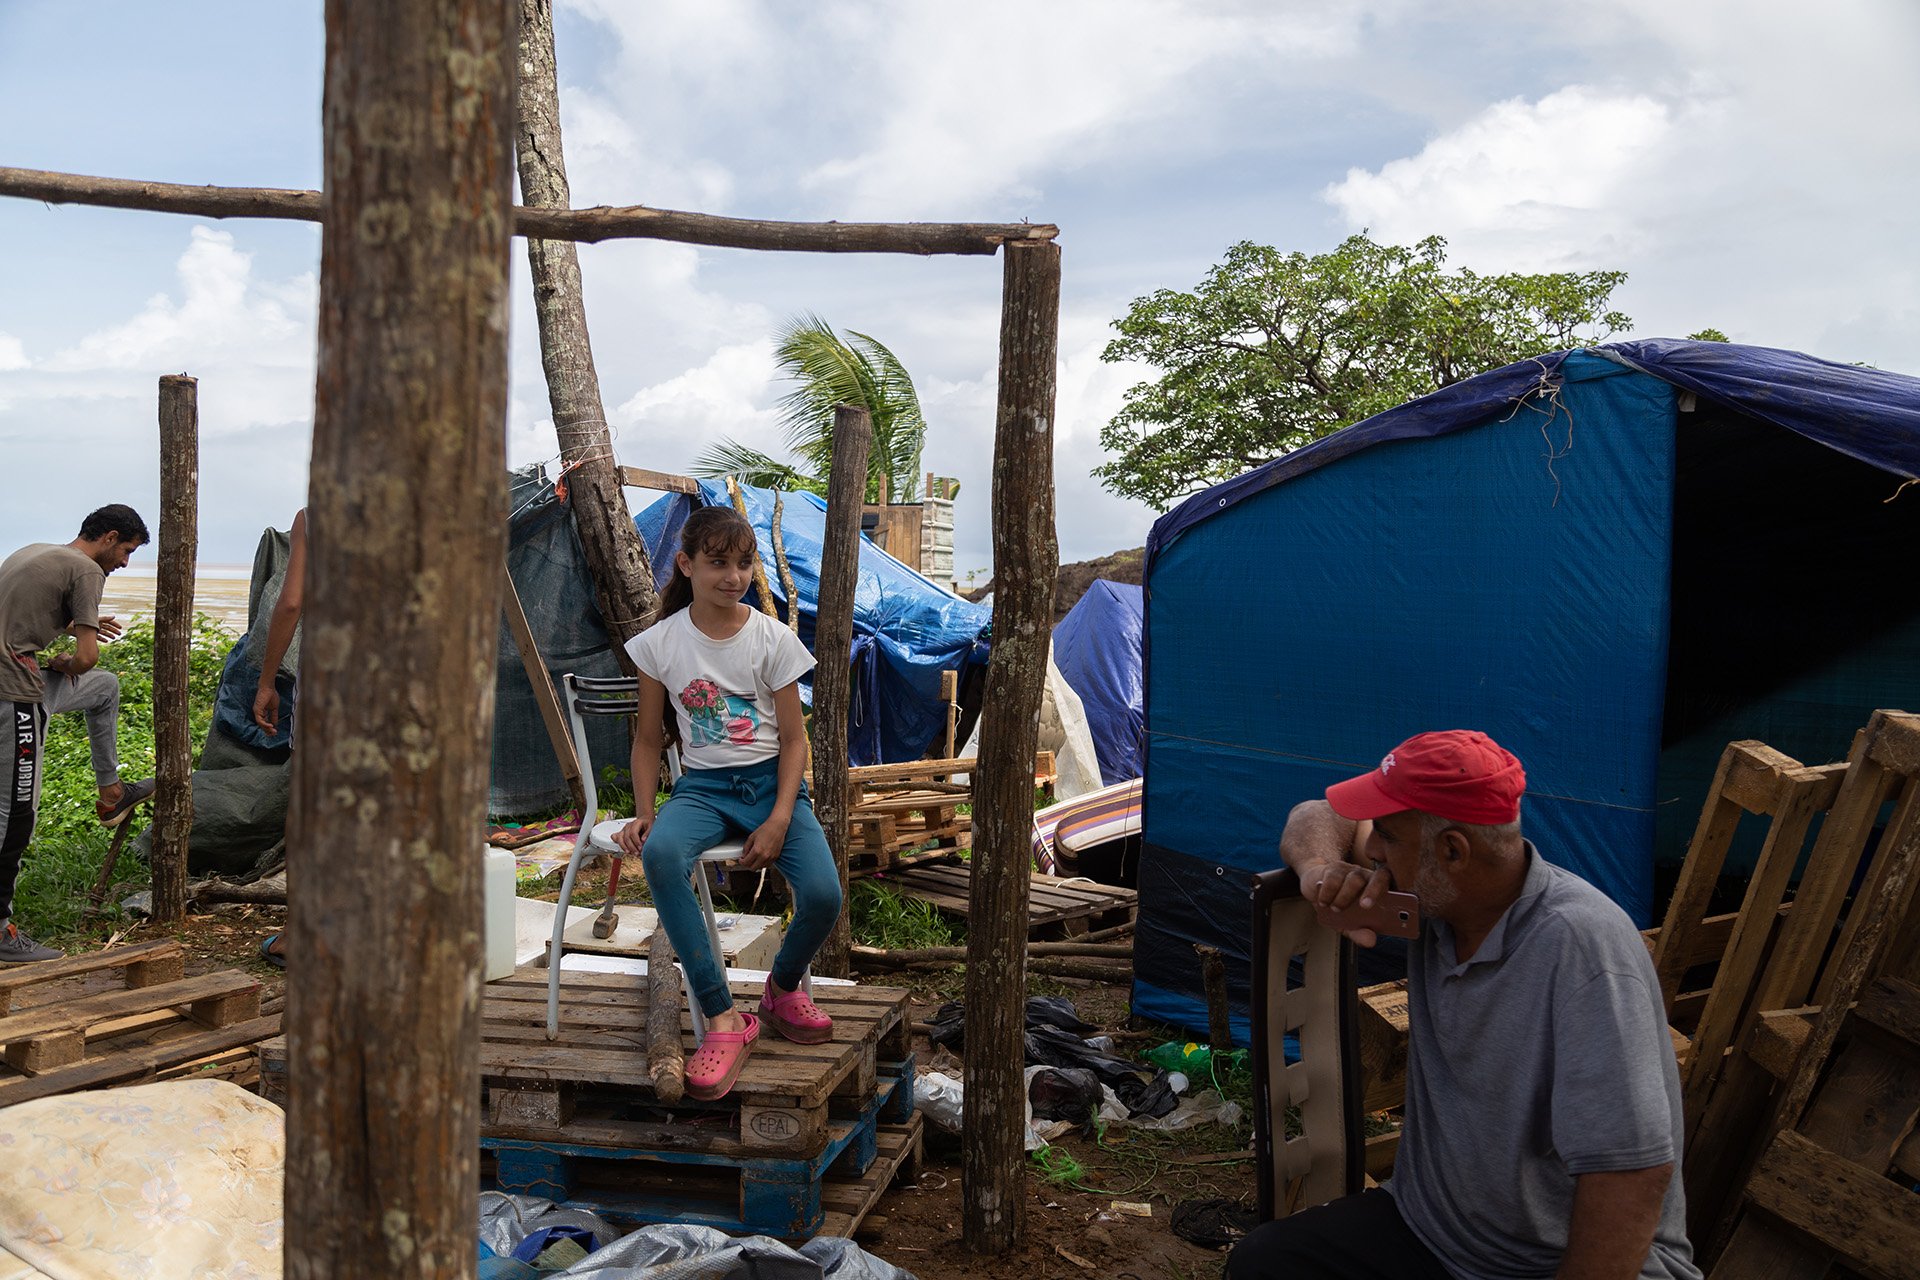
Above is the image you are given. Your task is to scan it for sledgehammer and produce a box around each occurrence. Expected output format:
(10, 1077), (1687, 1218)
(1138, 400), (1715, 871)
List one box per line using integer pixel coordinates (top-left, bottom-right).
(592, 856), (623, 939)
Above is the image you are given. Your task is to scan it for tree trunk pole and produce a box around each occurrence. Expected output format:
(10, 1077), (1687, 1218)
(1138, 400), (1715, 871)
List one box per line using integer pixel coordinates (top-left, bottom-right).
(151, 374), (198, 924)
(809, 405), (872, 979)
(1196, 944), (1233, 1053)
(963, 241), (1060, 1255)
(771, 488), (800, 633)
(515, 0), (658, 657)
(646, 927), (685, 1102)
(726, 478), (779, 617)
(284, 3), (514, 1277)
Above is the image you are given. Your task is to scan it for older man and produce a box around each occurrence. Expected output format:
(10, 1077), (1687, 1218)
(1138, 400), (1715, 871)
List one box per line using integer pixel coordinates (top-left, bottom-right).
(1228, 730), (1699, 1280)
(0, 504), (156, 964)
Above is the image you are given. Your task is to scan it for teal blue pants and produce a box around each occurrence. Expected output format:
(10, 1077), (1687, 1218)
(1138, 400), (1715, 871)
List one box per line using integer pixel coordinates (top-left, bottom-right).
(642, 757), (841, 1017)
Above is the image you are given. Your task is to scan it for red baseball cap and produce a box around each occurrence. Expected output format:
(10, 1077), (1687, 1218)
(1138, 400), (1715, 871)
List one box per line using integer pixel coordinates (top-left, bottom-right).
(1325, 730), (1526, 825)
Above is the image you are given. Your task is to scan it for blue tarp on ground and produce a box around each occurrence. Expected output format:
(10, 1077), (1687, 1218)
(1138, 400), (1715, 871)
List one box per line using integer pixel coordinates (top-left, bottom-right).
(1053, 580), (1145, 785)
(1133, 339), (1920, 1041)
(635, 482), (991, 767)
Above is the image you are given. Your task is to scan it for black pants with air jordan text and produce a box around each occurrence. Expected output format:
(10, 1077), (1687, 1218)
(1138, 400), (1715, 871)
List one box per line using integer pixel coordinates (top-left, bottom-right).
(0, 700), (46, 924)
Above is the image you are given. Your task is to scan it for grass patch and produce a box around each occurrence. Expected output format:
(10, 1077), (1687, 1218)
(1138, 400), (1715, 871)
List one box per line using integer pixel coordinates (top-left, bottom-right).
(848, 878), (963, 950)
(16, 615), (234, 942)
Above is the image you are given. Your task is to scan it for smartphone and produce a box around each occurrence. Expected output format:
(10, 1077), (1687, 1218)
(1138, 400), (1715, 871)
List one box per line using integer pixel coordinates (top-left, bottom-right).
(1329, 889), (1422, 939)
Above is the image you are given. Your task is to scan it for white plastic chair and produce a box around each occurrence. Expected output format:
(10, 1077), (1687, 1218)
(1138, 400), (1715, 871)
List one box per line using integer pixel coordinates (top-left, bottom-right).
(545, 673), (742, 1043)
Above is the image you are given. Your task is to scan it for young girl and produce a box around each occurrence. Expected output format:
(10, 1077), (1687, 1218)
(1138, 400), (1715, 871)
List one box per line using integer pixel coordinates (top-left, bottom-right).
(614, 505), (842, 1100)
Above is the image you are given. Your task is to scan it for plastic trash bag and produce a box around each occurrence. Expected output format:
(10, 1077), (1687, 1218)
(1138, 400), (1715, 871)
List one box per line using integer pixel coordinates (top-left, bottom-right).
(925, 995), (1099, 1052)
(1028, 1066), (1102, 1125)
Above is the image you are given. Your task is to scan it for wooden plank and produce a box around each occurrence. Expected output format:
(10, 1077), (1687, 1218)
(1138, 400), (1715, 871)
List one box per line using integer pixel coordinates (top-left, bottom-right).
(0, 940), (185, 1014)
(1821, 774), (1920, 1007)
(1683, 780), (1823, 1129)
(1753, 725), (1892, 1015)
(1363, 1128), (1400, 1180)
(1654, 742), (1800, 1015)
(0, 971), (259, 1043)
(617, 465), (699, 495)
(1747, 1008), (1817, 1083)
(816, 1118), (924, 1241)
(1742, 1129), (1920, 1280)
(0, 1014), (282, 1108)
(1357, 980), (1409, 1113)
(1857, 977), (1920, 1050)
(843, 757), (976, 786)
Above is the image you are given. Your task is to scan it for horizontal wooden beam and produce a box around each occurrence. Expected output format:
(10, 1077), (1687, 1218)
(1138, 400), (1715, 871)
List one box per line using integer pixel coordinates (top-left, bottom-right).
(1746, 1128), (1920, 1276)
(616, 465), (700, 495)
(0, 166), (1059, 256)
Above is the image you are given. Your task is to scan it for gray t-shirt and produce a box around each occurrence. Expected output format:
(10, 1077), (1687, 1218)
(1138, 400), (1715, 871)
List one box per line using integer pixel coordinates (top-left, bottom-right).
(0, 543), (104, 704)
(1387, 845), (1701, 1280)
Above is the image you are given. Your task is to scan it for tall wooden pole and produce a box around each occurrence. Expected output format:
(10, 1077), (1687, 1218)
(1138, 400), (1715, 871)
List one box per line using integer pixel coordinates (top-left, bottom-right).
(285, 2), (514, 1276)
(151, 374), (198, 924)
(810, 405), (872, 979)
(963, 241), (1060, 1254)
(515, 0), (658, 655)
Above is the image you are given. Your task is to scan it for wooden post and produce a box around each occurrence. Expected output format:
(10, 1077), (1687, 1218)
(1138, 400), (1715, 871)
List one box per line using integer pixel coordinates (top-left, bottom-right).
(500, 568), (585, 813)
(646, 927), (685, 1102)
(1196, 944), (1232, 1053)
(771, 488), (800, 633)
(963, 240), (1060, 1255)
(810, 405), (872, 979)
(284, 2), (514, 1276)
(515, 0), (660, 657)
(151, 373), (198, 924)
(726, 477), (779, 617)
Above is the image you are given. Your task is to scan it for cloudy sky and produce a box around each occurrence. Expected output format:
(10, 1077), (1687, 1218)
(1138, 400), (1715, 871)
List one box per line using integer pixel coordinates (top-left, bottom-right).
(2, 0), (1916, 579)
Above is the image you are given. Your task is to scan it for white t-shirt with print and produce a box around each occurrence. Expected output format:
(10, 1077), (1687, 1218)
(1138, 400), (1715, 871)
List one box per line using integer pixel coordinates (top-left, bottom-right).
(624, 608), (816, 770)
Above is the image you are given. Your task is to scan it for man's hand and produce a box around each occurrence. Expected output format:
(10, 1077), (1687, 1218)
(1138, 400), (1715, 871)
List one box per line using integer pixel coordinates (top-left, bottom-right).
(252, 684), (281, 734)
(1303, 860), (1394, 947)
(95, 615), (123, 642)
(739, 814), (789, 871)
(614, 812), (653, 857)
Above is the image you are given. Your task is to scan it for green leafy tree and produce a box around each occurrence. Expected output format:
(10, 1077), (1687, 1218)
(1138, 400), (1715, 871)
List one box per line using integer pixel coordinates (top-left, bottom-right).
(1094, 234), (1632, 508)
(695, 315), (928, 503)
(1687, 327), (1731, 342)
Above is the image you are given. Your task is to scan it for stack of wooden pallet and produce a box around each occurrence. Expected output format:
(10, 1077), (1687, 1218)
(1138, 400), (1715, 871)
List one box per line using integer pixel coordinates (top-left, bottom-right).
(843, 756), (975, 872)
(260, 965), (923, 1240)
(0, 940), (277, 1110)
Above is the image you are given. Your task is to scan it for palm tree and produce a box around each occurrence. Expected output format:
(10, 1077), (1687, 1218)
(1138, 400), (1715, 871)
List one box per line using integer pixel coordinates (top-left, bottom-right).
(693, 315), (929, 504)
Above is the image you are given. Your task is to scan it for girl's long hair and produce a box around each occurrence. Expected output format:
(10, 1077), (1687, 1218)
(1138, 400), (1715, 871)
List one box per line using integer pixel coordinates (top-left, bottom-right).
(653, 504), (758, 748)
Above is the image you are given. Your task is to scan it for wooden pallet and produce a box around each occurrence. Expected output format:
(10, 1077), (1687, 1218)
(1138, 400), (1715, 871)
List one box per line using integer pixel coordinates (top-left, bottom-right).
(1686, 711), (1920, 1249)
(483, 1064), (919, 1239)
(0, 941), (274, 1108)
(886, 860), (1137, 938)
(262, 967), (912, 1149)
(845, 757), (976, 870)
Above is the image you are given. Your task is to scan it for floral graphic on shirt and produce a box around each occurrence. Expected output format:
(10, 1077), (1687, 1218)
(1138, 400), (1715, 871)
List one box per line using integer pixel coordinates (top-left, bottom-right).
(679, 679), (760, 747)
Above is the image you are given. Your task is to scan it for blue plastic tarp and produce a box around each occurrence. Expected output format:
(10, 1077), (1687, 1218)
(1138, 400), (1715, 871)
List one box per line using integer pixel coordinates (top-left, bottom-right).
(634, 482), (991, 766)
(1053, 580), (1145, 784)
(1131, 337), (1920, 1041)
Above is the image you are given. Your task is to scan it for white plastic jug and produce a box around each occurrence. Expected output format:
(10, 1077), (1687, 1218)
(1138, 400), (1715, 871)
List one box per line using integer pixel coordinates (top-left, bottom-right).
(483, 846), (516, 981)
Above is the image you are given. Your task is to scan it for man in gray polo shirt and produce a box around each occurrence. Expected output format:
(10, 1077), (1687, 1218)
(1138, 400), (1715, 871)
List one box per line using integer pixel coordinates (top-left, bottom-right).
(1229, 730), (1699, 1280)
(0, 504), (156, 964)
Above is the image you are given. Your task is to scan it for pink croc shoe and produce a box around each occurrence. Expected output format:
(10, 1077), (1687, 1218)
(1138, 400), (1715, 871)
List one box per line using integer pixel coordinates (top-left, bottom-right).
(685, 1012), (759, 1101)
(760, 979), (833, 1044)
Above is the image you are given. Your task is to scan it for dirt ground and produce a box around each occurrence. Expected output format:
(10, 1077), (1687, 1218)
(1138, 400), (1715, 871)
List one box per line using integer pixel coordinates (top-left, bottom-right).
(63, 905), (1248, 1280)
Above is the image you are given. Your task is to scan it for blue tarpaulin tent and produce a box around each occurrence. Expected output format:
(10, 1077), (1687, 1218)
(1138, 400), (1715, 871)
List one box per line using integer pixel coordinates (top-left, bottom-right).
(1053, 580), (1145, 784)
(1133, 339), (1920, 1041)
(635, 481), (992, 766)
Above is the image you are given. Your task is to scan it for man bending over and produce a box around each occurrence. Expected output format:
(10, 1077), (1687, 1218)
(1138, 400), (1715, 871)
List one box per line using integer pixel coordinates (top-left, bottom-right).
(0, 504), (156, 964)
(1229, 730), (1699, 1279)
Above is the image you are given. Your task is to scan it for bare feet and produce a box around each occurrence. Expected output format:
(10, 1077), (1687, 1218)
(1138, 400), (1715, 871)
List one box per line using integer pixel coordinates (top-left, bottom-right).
(707, 1006), (747, 1035)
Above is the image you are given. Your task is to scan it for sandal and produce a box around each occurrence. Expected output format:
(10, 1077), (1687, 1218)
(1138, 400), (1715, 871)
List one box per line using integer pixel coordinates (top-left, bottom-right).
(259, 935), (287, 969)
(684, 1012), (759, 1101)
(760, 979), (832, 1044)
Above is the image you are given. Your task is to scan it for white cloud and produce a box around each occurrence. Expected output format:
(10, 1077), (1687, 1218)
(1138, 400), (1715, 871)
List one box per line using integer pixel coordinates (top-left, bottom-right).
(0, 334), (26, 372)
(1324, 87), (1674, 267)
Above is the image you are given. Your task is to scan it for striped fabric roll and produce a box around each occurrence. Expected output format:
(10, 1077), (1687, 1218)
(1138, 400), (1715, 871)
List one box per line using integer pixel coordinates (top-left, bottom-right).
(1031, 777), (1142, 873)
